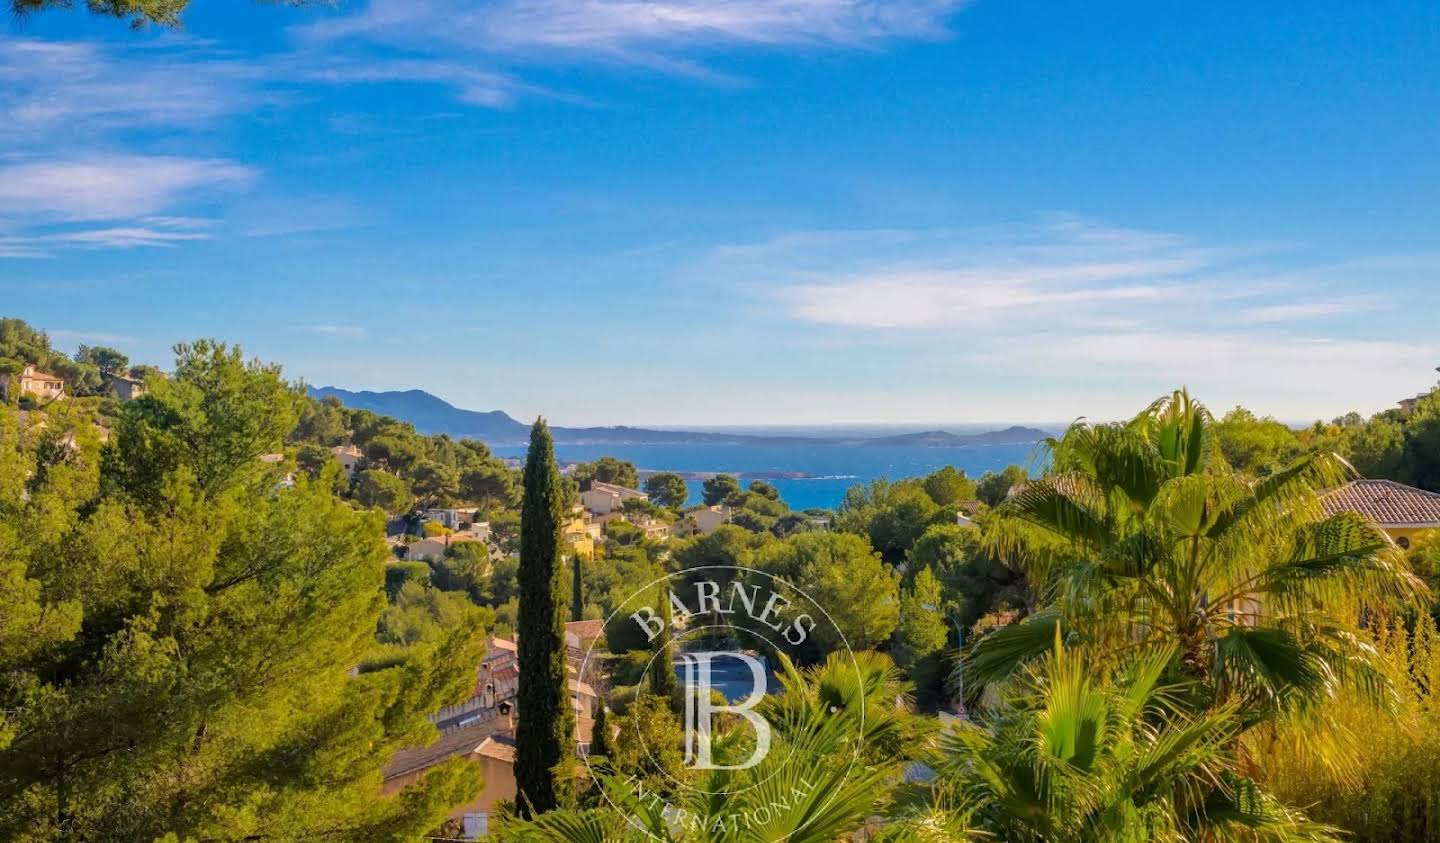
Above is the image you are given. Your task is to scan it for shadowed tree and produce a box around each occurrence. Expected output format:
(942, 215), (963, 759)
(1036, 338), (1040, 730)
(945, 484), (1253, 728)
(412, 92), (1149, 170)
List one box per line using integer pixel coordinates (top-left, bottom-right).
(571, 554), (584, 623)
(647, 583), (679, 708)
(644, 472), (689, 509)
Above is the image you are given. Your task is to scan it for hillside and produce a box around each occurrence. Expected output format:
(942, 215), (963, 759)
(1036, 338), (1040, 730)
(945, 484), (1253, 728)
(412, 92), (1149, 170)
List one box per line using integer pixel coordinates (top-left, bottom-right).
(308, 386), (1050, 447)
(861, 426), (1050, 447)
(308, 386), (531, 441)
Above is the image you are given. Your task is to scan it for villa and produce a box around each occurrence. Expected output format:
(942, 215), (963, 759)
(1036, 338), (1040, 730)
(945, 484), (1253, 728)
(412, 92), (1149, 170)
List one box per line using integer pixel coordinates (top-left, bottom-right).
(1, 365), (65, 403)
(381, 633), (599, 839)
(579, 480), (646, 515)
(1322, 478), (1440, 550)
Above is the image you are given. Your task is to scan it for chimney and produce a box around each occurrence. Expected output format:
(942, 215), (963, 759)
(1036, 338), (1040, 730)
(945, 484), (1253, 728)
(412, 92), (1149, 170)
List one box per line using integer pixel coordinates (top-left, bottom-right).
(498, 700), (514, 733)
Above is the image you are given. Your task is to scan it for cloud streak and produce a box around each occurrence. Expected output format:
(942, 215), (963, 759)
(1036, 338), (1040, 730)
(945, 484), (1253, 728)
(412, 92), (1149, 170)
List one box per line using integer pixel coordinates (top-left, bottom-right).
(0, 156), (253, 221)
(684, 216), (1436, 416)
(302, 0), (966, 55)
(290, 324), (369, 338)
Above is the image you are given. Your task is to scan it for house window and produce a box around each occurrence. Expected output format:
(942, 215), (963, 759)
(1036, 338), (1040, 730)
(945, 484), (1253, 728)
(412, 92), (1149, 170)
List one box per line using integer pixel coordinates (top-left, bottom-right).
(462, 812), (488, 839)
(1397, 536), (1412, 550)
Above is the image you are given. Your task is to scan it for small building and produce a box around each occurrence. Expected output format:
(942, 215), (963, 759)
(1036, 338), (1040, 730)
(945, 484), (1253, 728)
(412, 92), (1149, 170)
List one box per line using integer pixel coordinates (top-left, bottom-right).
(422, 508), (473, 531)
(674, 505), (730, 537)
(384, 635), (597, 839)
(2, 365), (65, 403)
(580, 480), (646, 516)
(405, 532), (486, 562)
(634, 516), (672, 541)
(562, 513), (595, 559)
(103, 373), (146, 401)
(956, 499), (988, 528)
(332, 444), (364, 474)
(381, 721), (517, 840)
(455, 522), (492, 543)
(403, 537), (448, 562)
(1322, 479), (1440, 550)
(565, 619), (606, 657)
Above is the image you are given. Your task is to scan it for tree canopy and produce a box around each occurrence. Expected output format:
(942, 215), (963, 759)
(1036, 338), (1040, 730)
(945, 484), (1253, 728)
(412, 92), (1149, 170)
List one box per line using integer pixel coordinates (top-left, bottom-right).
(0, 340), (485, 839)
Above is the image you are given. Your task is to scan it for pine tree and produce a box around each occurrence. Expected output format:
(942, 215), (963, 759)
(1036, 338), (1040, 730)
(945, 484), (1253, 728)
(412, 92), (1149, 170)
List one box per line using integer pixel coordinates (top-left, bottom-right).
(647, 583), (679, 706)
(514, 418), (574, 818)
(571, 553), (583, 623)
(0, 340), (485, 840)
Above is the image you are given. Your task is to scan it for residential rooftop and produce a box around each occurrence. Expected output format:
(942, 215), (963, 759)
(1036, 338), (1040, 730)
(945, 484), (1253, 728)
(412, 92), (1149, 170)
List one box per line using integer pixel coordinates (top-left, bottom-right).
(1321, 479), (1440, 527)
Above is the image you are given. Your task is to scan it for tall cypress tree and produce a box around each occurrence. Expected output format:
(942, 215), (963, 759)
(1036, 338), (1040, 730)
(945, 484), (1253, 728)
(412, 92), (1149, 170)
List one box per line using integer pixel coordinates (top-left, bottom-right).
(571, 554), (583, 623)
(648, 583), (679, 706)
(514, 418), (574, 818)
(590, 701), (611, 760)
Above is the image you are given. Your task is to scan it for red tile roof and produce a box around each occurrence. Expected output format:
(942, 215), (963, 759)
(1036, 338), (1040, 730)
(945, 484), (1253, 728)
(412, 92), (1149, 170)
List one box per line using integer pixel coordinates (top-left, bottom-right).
(1322, 479), (1440, 527)
(565, 619), (605, 641)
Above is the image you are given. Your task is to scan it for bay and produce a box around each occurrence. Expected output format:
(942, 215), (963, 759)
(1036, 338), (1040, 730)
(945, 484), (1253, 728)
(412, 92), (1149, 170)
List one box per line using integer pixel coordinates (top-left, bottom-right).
(490, 440), (1046, 510)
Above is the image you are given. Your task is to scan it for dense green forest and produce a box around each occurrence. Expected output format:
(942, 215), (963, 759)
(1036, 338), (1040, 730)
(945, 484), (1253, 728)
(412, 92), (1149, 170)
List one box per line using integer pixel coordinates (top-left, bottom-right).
(3, 317), (1440, 841)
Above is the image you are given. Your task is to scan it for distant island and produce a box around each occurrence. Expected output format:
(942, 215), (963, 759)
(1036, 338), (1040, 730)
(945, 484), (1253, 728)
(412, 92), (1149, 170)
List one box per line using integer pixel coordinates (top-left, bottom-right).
(308, 386), (1050, 447)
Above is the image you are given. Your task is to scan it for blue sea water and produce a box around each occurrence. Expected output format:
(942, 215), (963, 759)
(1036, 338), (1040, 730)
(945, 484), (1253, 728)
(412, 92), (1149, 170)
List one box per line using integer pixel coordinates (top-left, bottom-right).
(490, 440), (1047, 511)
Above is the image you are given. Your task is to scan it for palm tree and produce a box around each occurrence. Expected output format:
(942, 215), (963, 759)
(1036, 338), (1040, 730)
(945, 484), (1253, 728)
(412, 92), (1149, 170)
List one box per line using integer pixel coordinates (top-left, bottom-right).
(922, 637), (1341, 842)
(500, 654), (900, 842)
(963, 389), (1425, 721)
(760, 649), (934, 765)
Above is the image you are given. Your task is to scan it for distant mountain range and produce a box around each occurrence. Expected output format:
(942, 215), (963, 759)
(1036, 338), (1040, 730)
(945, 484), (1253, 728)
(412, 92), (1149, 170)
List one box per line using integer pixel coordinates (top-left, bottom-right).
(307, 386), (1049, 447)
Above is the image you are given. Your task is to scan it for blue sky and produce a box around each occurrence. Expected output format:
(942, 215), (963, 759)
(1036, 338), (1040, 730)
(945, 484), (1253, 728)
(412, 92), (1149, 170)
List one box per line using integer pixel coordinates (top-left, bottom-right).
(3, 0), (1438, 425)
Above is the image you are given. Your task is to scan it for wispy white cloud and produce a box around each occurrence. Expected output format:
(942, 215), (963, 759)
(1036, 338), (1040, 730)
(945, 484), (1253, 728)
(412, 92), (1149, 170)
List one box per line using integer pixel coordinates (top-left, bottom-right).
(301, 0), (966, 56)
(710, 217), (1393, 334)
(0, 154), (251, 258)
(785, 271), (1178, 328)
(290, 324), (369, 338)
(0, 156), (253, 221)
(1230, 296), (1381, 324)
(708, 218), (1228, 329)
(296, 56), (531, 107)
(0, 37), (273, 139)
(291, 0), (970, 104)
(0, 217), (215, 258)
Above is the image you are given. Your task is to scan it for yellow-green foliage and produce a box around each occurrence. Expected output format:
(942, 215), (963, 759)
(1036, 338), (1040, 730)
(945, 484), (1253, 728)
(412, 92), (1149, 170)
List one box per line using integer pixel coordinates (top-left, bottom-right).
(1252, 613), (1440, 842)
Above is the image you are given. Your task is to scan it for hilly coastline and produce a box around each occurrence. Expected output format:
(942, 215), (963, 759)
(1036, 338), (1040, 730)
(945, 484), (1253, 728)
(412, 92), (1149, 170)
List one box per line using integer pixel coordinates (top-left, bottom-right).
(308, 386), (1050, 447)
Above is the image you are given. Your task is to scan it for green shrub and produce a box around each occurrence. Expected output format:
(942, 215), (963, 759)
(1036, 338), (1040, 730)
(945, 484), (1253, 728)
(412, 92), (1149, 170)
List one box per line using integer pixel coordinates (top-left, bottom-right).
(1253, 613), (1440, 841)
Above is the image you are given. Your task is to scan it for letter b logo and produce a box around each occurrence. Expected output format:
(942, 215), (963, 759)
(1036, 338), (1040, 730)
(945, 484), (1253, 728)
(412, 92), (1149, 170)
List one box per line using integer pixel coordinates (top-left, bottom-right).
(679, 652), (772, 771)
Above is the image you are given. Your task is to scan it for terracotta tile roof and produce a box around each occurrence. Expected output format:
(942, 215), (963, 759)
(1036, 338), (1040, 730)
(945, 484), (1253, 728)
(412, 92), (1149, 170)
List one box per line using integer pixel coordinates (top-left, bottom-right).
(23, 367), (63, 384)
(383, 720), (504, 780)
(476, 734), (516, 762)
(565, 619), (605, 641)
(588, 480), (645, 497)
(1322, 479), (1440, 527)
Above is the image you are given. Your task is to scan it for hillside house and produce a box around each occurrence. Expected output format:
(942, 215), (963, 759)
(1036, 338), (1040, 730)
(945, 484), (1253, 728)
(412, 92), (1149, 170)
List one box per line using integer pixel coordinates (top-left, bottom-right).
(404, 533), (485, 562)
(332, 444), (364, 474)
(580, 480), (646, 515)
(1322, 479), (1440, 549)
(382, 635), (598, 839)
(103, 374), (146, 401)
(2, 365), (65, 403)
(673, 505), (730, 537)
(422, 508), (477, 531)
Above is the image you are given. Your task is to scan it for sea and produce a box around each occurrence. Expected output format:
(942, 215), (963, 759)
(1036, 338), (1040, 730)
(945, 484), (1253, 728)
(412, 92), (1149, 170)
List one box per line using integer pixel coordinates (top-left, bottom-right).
(490, 424), (1055, 511)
